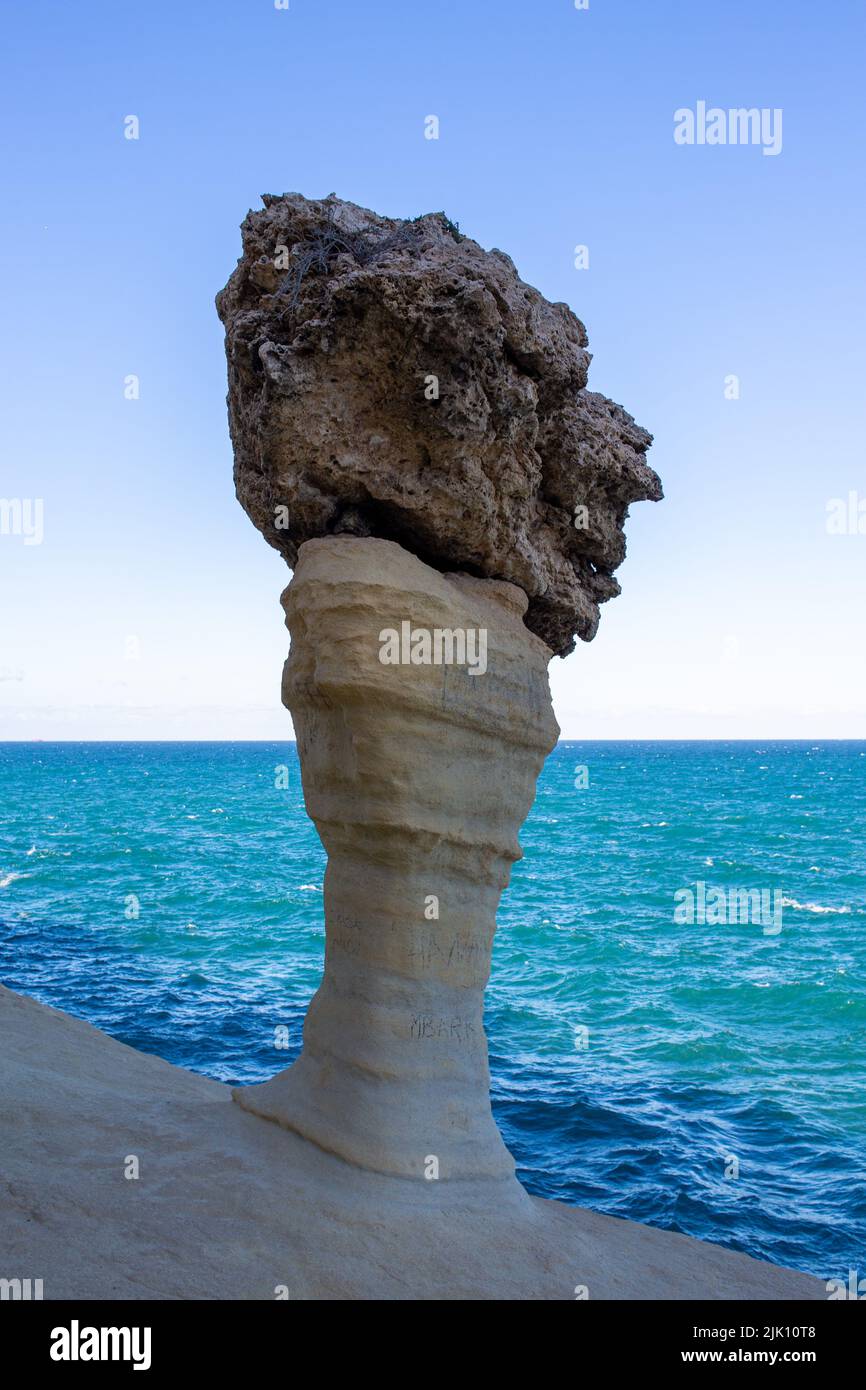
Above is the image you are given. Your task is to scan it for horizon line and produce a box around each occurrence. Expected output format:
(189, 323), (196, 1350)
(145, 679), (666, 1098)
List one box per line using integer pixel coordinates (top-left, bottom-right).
(2, 737), (866, 746)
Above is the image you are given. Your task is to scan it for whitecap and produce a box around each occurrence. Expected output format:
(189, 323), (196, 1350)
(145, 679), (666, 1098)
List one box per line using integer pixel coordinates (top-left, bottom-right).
(0, 872), (29, 889)
(298, 884), (322, 892)
(779, 897), (850, 915)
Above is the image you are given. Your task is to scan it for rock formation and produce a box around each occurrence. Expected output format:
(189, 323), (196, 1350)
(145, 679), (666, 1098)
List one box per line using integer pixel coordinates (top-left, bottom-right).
(233, 536), (558, 1179)
(0, 197), (822, 1303)
(0, 982), (825, 1299)
(216, 193), (661, 657)
(217, 194), (660, 1189)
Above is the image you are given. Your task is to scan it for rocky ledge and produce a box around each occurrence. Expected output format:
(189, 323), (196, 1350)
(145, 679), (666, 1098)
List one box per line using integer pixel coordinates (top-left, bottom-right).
(0, 985), (824, 1300)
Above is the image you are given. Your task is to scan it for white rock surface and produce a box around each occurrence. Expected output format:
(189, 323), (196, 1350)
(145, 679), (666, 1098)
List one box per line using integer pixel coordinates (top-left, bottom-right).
(0, 963), (824, 1298)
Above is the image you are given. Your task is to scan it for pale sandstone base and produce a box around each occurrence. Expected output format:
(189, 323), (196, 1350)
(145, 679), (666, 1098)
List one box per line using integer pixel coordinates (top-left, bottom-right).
(0, 987), (824, 1301)
(235, 537), (559, 1182)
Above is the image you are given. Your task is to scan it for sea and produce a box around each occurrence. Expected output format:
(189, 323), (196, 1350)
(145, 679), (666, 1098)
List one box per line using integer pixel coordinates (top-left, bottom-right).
(1, 740), (864, 1282)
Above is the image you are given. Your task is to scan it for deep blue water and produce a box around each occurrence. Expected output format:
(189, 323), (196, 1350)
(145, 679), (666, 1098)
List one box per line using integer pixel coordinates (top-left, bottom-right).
(1, 740), (864, 1281)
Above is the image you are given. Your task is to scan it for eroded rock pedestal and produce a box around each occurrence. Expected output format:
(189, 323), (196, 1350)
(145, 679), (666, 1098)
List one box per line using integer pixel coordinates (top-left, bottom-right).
(233, 536), (558, 1180)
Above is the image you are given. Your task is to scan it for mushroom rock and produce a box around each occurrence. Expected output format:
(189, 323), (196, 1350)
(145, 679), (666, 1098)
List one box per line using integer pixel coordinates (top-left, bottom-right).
(216, 194), (660, 1186)
(215, 192), (661, 658)
(0, 199), (823, 1305)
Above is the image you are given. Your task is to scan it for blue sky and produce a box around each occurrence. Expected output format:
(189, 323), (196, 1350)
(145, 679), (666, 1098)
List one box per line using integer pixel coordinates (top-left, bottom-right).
(1, 0), (864, 739)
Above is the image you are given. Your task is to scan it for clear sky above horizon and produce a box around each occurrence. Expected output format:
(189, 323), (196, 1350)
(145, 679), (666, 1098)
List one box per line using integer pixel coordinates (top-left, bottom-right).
(1, 0), (864, 740)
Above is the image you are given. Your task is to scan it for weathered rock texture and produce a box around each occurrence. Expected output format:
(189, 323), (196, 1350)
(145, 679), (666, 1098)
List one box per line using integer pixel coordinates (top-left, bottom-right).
(234, 536), (559, 1179)
(216, 193), (661, 656)
(0, 983), (825, 1299)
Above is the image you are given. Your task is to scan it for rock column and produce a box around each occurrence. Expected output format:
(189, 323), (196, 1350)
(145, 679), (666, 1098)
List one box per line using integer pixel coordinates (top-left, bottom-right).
(233, 536), (558, 1180)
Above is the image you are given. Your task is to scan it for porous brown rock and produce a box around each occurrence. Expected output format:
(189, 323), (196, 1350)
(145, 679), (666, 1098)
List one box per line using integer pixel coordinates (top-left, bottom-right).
(216, 193), (661, 656)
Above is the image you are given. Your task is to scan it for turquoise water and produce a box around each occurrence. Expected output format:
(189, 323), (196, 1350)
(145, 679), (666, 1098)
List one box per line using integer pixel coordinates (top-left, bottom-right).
(1, 740), (864, 1280)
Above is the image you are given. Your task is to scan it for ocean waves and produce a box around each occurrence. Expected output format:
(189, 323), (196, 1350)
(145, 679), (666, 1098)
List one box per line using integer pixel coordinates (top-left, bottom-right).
(1, 738), (864, 1279)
